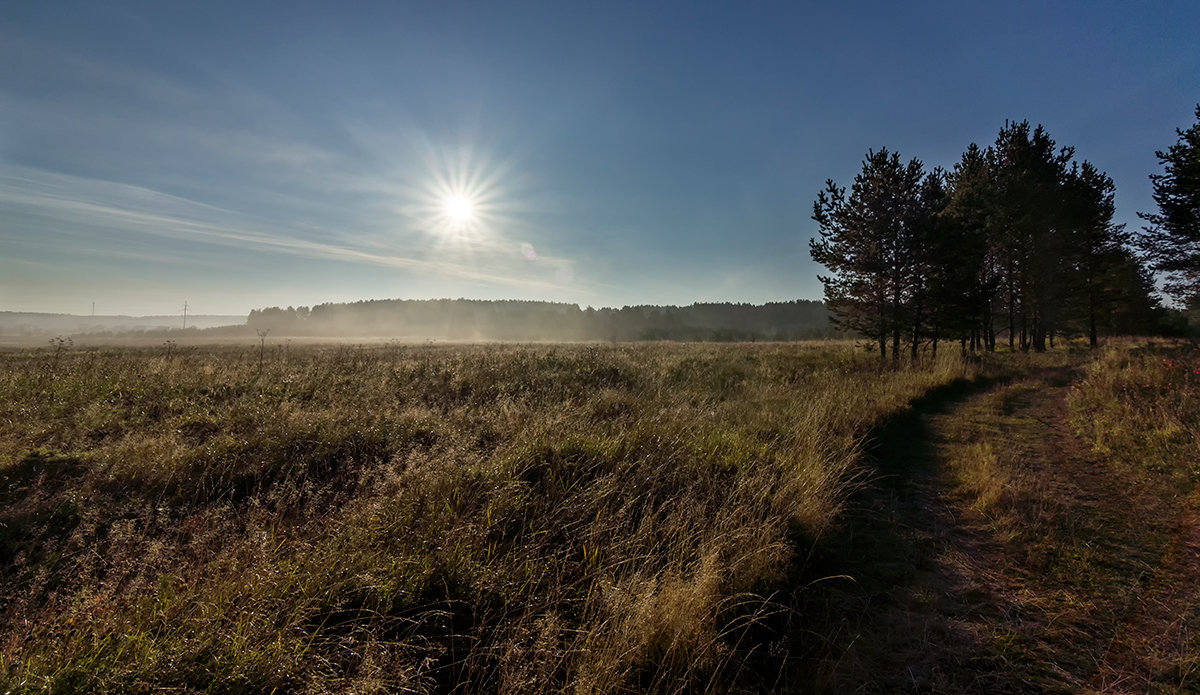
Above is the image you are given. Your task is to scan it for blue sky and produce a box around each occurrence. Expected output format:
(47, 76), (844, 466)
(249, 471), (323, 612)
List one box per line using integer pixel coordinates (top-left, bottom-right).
(2, 1), (1198, 316)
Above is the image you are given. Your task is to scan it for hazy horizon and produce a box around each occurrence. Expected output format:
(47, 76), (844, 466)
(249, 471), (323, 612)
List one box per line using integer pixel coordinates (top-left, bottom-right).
(3, 2), (1198, 316)
(0, 298), (837, 347)
(1, 295), (822, 320)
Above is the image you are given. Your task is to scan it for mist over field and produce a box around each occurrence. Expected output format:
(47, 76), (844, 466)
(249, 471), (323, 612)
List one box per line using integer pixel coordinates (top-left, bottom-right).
(0, 312), (243, 337)
(244, 299), (837, 343)
(0, 299), (840, 345)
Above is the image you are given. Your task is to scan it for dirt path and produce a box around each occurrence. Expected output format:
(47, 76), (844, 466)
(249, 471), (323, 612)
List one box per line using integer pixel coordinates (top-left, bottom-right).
(808, 365), (1200, 693)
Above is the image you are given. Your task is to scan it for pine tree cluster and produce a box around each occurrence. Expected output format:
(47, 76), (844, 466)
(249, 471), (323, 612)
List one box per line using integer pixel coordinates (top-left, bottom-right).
(810, 120), (1163, 363)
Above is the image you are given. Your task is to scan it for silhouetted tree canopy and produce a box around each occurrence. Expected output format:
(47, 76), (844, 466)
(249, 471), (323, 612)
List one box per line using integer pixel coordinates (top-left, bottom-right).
(1137, 104), (1200, 304)
(809, 148), (931, 364)
(810, 120), (1164, 358)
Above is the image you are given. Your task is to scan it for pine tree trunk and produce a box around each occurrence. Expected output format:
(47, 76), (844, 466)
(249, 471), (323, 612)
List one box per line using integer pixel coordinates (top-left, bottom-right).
(878, 300), (887, 365)
(985, 301), (995, 351)
(1007, 260), (1016, 350)
(1089, 288), (1098, 348)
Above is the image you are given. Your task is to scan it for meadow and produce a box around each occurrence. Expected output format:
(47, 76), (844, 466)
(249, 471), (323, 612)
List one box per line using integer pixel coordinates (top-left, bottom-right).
(0, 339), (1195, 692)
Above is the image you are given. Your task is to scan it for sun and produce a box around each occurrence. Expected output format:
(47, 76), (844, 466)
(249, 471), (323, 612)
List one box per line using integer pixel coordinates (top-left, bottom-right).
(443, 193), (475, 226)
(398, 140), (516, 245)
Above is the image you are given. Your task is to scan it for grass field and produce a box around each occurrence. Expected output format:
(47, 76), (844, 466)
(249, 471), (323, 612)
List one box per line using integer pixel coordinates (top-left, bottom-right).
(1, 339), (1195, 692)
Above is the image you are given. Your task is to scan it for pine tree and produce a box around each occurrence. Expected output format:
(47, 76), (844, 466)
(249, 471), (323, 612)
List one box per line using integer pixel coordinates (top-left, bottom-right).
(1103, 247), (1166, 335)
(810, 148), (927, 365)
(1062, 160), (1128, 347)
(989, 121), (1074, 351)
(939, 144), (996, 352)
(908, 169), (949, 358)
(811, 121), (1170, 351)
(1137, 105), (1200, 304)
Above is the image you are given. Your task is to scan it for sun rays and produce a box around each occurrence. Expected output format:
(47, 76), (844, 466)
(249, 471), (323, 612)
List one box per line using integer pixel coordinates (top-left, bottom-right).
(396, 139), (515, 248)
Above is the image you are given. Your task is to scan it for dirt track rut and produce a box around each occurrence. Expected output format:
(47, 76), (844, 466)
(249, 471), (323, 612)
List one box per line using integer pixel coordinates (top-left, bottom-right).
(815, 366), (1200, 693)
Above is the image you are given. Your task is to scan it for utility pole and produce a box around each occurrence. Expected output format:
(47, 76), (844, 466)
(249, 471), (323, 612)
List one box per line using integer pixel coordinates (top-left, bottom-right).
(91, 302), (95, 317)
(182, 300), (189, 329)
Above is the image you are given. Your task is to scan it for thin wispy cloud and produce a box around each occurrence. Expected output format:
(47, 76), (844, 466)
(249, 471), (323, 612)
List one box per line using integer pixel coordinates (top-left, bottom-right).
(2, 30), (576, 300)
(0, 166), (579, 294)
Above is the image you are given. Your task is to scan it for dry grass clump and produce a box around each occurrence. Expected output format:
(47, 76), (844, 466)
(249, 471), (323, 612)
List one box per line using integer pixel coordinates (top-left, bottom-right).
(1057, 339), (1200, 690)
(0, 341), (970, 693)
(1069, 339), (1200, 482)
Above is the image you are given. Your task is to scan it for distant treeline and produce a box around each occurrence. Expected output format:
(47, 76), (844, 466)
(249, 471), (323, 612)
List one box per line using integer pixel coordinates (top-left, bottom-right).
(246, 299), (839, 341)
(0, 312), (243, 337)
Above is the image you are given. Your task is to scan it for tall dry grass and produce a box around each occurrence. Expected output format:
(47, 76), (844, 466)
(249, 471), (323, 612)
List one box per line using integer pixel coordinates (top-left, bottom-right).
(0, 341), (973, 693)
(1069, 339), (1200, 483)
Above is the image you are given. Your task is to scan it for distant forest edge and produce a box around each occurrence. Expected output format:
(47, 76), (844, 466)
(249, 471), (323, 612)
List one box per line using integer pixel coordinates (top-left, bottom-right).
(246, 299), (841, 342)
(0, 312), (244, 337)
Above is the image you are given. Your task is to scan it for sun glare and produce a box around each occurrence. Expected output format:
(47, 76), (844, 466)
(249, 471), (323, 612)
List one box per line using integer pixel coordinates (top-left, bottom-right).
(398, 140), (526, 250)
(443, 194), (475, 225)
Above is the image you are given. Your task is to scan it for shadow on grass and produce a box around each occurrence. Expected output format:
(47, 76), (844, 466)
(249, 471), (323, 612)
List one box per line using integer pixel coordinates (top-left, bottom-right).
(0, 450), (87, 587)
(782, 375), (1019, 693)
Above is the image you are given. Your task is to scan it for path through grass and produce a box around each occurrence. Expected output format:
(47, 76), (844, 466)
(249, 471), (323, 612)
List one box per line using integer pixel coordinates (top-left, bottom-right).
(808, 343), (1200, 693)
